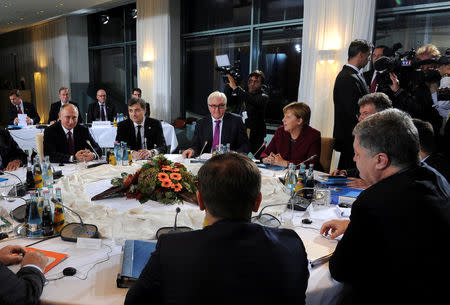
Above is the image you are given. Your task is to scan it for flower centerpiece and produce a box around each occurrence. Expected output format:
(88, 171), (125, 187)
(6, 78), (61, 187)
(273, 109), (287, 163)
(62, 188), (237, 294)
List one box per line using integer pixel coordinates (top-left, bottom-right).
(91, 155), (198, 205)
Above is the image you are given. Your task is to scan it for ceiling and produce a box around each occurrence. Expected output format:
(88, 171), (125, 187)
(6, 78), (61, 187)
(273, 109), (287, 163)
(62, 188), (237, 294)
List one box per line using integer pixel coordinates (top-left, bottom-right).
(0, 0), (134, 35)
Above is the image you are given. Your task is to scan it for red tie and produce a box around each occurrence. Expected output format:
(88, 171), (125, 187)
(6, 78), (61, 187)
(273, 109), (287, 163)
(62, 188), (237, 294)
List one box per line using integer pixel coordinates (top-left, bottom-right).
(370, 73), (377, 93)
(17, 105), (23, 114)
(67, 131), (75, 156)
(212, 120), (221, 152)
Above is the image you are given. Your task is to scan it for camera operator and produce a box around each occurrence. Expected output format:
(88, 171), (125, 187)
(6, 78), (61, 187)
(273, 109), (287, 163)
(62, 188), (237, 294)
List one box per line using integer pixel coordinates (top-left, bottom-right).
(226, 70), (269, 158)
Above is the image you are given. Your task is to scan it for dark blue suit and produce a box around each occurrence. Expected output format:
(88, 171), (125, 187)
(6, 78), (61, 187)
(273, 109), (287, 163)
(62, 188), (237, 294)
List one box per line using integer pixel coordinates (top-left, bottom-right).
(190, 112), (249, 156)
(125, 220), (309, 305)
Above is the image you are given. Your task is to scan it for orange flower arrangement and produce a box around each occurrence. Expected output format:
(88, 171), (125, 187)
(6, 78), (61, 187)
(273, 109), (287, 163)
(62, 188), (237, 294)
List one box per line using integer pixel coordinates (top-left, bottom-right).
(107, 155), (198, 204)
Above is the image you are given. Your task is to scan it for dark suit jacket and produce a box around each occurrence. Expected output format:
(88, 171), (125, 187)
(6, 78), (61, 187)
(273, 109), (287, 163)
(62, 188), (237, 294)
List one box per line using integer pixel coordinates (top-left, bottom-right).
(190, 112), (249, 156)
(43, 122), (102, 163)
(87, 101), (116, 123)
(260, 125), (321, 167)
(0, 263), (46, 305)
(125, 220), (309, 305)
(48, 101), (83, 124)
(362, 69), (375, 88)
(0, 129), (27, 170)
(423, 153), (450, 182)
(8, 101), (40, 125)
(116, 118), (167, 153)
(329, 166), (450, 305)
(333, 65), (369, 168)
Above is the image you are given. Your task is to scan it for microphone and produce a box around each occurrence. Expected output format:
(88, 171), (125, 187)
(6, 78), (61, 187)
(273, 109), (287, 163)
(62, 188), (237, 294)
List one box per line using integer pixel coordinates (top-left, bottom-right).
(55, 201), (99, 242)
(197, 141), (208, 158)
(297, 155), (317, 168)
(155, 207), (193, 239)
(253, 141), (267, 158)
(86, 140), (100, 160)
(0, 170), (26, 198)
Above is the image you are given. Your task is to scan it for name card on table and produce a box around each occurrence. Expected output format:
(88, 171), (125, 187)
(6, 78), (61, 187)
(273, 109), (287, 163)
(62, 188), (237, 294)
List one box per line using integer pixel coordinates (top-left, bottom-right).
(76, 237), (102, 249)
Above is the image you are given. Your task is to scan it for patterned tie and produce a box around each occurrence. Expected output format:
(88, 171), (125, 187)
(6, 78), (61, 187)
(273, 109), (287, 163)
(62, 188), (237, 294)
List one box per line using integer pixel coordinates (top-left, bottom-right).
(100, 104), (106, 121)
(17, 105), (22, 114)
(370, 72), (378, 93)
(212, 120), (221, 152)
(136, 125), (142, 150)
(67, 131), (75, 156)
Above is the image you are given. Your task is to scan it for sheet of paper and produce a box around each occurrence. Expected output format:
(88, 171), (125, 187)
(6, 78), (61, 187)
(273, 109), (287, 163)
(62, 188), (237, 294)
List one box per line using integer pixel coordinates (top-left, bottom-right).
(18, 114), (27, 126)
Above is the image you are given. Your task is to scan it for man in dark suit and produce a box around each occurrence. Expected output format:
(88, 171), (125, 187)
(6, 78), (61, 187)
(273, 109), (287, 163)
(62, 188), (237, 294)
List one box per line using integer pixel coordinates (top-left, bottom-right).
(182, 91), (249, 158)
(0, 129), (27, 171)
(116, 98), (166, 160)
(8, 89), (40, 125)
(363, 45), (388, 92)
(0, 245), (47, 305)
(86, 89), (116, 123)
(48, 87), (83, 124)
(413, 118), (450, 181)
(125, 152), (310, 305)
(131, 88), (151, 118)
(333, 39), (371, 169)
(44, 103), (102, 163)
(321, 109), (449, 305)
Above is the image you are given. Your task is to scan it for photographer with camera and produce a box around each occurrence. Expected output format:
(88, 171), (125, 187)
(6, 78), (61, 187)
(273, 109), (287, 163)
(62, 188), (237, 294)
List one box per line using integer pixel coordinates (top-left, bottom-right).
(226, 70), (269, 158)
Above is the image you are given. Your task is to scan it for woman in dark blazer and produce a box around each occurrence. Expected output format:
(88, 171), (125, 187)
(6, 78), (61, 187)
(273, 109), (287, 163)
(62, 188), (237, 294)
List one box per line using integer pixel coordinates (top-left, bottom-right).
(260, 102), (321, 167)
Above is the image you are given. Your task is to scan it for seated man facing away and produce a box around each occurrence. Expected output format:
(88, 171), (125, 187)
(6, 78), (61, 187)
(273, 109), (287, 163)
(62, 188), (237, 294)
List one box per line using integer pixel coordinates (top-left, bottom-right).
(331, 92), (392, 189)
(321, 109), (450, 305)
(44, 103), (102, 163)
(115, 98), (166, 160)
(412, 118), (450, 181)
(182, 91), (249, 158)
(0, 245), (48, 305)
(0, 129), (27, 171)
(125, 152), (309, 305)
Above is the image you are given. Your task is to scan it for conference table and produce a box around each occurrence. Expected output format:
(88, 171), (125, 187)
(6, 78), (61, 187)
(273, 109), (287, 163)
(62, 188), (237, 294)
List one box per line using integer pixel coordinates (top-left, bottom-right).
(0, 155), (346, 305)
(8, 122), (179, 153)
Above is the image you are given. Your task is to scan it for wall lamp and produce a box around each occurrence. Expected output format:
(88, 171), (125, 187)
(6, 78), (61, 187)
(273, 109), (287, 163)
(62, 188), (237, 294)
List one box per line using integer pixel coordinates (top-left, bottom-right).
(101, 14), (109, 25)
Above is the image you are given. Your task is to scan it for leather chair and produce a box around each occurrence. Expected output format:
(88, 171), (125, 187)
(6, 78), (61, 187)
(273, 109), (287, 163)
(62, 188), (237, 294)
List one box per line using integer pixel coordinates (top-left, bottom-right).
(320, 137), (334, 174)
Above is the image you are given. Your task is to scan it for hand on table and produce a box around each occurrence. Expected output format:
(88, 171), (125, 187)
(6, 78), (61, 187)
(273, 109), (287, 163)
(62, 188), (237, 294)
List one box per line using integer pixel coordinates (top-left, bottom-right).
(263, 152), (288, 167)
(0, 245), (26, 265)
(132, 149), (151, 160)
(346, 177), (370, 189)
(5, 159), (21, 171)
(21, 249), (48, 271)
(320, 219), (350, 239)
(330, 169), (347, 176)
(75, 149), (95, 162)
(182, 149), (194, 159)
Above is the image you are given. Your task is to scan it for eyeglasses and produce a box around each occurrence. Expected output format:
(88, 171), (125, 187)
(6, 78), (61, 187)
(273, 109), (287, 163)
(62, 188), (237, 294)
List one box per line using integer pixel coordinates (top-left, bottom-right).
(97, 95), (107, 98)
(208, 104), (226, 109)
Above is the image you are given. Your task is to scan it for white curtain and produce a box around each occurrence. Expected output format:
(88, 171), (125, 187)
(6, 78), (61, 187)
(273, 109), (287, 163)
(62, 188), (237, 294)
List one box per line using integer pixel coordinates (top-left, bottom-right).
(137, 0), (172, 122)
(29, 18), (70, 123)
(298, 0), (376, 137)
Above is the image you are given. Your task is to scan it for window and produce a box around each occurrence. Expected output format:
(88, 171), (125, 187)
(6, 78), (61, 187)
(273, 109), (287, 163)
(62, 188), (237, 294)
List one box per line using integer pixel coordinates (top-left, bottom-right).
(87, 3), (136, 109)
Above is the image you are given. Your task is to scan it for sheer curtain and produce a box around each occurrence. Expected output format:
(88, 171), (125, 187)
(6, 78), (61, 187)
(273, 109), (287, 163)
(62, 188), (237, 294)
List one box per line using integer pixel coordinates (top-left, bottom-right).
(298, 0), (376, 137)
(30, 18), (70, 123)
(136, 0), (172, 122)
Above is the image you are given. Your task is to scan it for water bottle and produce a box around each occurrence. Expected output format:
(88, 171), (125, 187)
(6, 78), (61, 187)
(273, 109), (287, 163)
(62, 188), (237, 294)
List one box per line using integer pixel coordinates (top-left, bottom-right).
(41, 190), (54, 236)
(284, 163), (297, 196)
(121, 142), (128, 166)
(304, 164), (315, 200)
(27, 191), (42, 237)
(114, 141), (121, 165)
(44, 156), (53, 185)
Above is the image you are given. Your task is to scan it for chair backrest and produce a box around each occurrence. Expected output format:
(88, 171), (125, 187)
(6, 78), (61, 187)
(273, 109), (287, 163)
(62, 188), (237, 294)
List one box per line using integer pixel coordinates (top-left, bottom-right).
(320, 137), (334, 174)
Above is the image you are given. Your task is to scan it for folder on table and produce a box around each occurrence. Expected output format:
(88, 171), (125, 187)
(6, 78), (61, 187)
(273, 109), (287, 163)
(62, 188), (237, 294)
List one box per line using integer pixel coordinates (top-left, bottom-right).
(117, 239), (156, 288)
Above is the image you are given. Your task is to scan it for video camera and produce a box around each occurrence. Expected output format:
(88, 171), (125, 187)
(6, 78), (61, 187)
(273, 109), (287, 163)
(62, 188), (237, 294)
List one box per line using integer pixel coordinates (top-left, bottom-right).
(215, 54), (242, 84)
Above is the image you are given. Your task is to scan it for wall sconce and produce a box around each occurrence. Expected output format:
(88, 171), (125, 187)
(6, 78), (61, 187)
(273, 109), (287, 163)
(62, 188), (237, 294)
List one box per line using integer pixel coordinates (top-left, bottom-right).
(140, 61), (151, 70)
(101, 14), (109, 25)
(318, 50), (337, 64)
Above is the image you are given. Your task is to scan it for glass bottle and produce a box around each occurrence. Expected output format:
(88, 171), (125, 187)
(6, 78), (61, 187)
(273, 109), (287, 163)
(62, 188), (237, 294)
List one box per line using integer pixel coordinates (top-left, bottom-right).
(284, 163), (297, 196)
(44, 156), (53, 185)
(304, 164), (315, 200)
(26, 156), (34, 189)
(121, 142), (128, 166)
(53, 187), (66, 233)
(37, 188), (44, 217)
(27, 191), (42, 237)
(294, 163), (306, 194)
(41, 190), (54, 236)
(33, 156), (43, 189)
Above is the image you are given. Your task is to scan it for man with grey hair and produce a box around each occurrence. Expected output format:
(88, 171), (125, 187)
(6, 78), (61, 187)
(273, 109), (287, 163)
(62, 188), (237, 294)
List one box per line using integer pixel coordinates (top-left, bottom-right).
(321, 109), (449, 305)
(182, 91), (249, 158)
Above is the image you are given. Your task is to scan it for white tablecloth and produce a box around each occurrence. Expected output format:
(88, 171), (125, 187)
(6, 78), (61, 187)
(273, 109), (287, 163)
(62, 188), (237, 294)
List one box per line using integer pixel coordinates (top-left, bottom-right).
(1, 157), (343, 305)
(9, 122), (178, 153)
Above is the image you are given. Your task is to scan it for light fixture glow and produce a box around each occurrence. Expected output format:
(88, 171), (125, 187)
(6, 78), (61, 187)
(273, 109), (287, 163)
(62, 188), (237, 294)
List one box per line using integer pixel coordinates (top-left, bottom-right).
(131, 8), (137, 19)
(101, 14), (110, 25)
